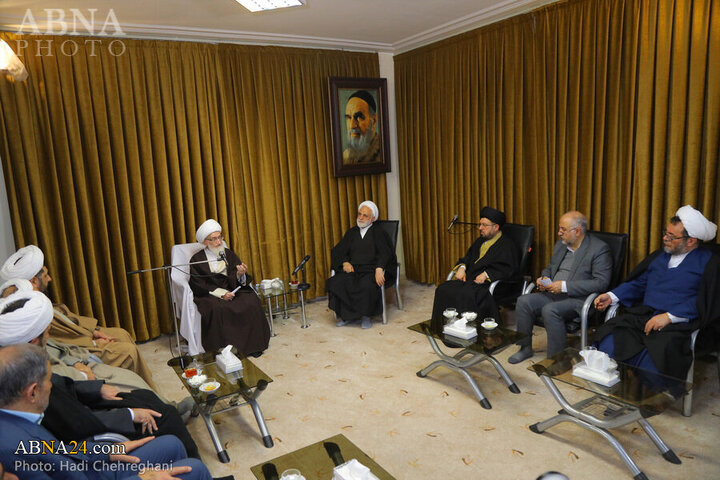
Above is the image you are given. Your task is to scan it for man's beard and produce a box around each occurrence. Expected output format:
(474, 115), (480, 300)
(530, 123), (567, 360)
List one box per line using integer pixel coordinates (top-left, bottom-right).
(357, 219), (372, 229)
(663, 242), (688, 255)
(346, 128), (374, 155)
(208, 245), (223, 256)
(479, 231), (494, 241)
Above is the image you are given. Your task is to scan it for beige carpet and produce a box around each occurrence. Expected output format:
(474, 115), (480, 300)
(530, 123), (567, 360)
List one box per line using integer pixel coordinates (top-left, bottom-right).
(138, 279), (720, 480)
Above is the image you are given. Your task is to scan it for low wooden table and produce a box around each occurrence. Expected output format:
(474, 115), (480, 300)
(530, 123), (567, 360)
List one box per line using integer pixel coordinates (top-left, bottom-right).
(250, 434), (395, 480)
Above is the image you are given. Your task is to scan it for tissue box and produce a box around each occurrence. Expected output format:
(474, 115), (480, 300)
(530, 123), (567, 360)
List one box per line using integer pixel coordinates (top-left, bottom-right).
(572, 362), (620, 387)
(443, 323), (478, 340)
(332, 459), (380, 480)
(216, 353), (243, 374)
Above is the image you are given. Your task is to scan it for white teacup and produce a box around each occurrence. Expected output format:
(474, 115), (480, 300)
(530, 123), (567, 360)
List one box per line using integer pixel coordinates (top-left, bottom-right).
(280, 469), (305, 480)
(461, 311), (477, 321)
(481, 318), (498, 330)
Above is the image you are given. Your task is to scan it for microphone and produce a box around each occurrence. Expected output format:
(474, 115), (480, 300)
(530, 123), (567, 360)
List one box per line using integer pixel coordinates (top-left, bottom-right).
(447, 213), (459, 231)
(292, 255), (311, 275)
(218, 251), (228, 266)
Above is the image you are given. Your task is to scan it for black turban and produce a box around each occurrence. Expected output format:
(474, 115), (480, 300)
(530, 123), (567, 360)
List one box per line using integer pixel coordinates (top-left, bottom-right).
(479, 206), (506, 227)
(348, 90), (377, 113)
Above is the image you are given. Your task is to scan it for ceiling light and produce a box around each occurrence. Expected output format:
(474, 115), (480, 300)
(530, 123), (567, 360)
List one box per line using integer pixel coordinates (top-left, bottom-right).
(235, 1), (305, 13)
(0, 39), (28, 82)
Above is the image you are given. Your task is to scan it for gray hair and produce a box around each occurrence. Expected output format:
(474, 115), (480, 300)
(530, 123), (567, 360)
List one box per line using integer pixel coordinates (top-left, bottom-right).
(0, 344), (49, 408)
(570, 214), (588, 234)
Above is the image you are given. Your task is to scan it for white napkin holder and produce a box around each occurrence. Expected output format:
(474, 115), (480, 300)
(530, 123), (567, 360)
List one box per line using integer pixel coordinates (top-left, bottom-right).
(332, 459), (379, 480)
(572, 349), (620, 387)
(442, 318), (477, 340)
(216, 345), (243, 374)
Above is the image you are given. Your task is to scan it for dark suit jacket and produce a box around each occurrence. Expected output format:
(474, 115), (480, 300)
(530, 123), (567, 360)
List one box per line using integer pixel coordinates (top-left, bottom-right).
(541, 234), (612, 298)
(0, 409), (112, 479)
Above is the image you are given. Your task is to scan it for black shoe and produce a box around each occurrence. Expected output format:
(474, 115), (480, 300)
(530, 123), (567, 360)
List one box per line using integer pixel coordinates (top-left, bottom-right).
(249, 351), (263, 358)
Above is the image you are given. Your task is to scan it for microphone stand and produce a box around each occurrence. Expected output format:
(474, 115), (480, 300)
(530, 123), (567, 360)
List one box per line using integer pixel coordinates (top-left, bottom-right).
(296, 265), (310, 329)
(127, 257), (222, 362)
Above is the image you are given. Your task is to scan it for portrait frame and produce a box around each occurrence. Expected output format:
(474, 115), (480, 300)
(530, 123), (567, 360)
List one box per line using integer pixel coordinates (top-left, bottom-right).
(328, 77), (391, 177)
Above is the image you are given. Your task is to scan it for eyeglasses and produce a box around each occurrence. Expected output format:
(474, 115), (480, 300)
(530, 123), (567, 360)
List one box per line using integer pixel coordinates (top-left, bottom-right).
(207, 235), (224, 243)
(477, 222), (495, 228)
(558, 226), (577, 233)
(662, 230), (688, 241)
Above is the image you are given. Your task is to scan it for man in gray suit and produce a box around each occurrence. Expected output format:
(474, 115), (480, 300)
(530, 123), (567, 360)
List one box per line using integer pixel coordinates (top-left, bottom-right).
(509, 211), (612, 363)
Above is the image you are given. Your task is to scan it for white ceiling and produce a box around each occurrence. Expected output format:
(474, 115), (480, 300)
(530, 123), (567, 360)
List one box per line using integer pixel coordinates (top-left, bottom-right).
(0, 0), (556, 53)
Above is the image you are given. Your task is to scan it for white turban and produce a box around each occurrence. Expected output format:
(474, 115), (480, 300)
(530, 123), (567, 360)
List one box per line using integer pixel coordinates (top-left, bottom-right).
(358, 201), (379, 221)
(0, 245), (44, 282)
(196, 219), (222, 244)
(676, 205), (717, 242)
(0, 278), (34, 297)
(0, 290), (53, 346)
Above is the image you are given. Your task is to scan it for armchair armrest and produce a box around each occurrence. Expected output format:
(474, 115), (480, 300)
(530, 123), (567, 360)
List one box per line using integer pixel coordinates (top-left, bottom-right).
(93, 432), (130, 443)
(579, 293), (599, 349)
(523, 282), (537, 295)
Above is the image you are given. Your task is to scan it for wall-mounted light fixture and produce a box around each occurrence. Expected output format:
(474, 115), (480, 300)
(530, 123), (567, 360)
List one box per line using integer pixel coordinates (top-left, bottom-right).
(0, 40), (28, 82)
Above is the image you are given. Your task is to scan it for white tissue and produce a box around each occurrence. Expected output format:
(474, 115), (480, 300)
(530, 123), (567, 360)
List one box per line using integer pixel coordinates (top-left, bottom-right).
(573, 348), (619, 386)
(216, 345), (243, 374)
(443, 318), (478, 339)
(332, 459), (379, 480)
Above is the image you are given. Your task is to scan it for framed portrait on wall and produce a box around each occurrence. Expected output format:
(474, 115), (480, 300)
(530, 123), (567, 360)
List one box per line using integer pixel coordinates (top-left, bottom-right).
(328, 77), (391, 177)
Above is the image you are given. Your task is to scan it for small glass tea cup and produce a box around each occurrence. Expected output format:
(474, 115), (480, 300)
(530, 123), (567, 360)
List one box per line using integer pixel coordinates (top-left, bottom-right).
(280, 469), (305, 480)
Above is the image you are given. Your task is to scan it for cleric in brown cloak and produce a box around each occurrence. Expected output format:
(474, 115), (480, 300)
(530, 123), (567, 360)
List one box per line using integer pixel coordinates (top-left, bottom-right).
(189, 219), (270, 356)
(431, 206), (519, 331)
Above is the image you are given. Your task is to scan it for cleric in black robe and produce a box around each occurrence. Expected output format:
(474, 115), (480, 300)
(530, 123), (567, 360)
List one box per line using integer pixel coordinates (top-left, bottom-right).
(326, 201), (397, 329)
(431, 206), (519, 331)
(189, 219), (270, 356)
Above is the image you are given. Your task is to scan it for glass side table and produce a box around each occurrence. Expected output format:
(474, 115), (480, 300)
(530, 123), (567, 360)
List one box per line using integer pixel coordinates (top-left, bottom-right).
(168, 348), (274, 463)
(250, 434), (396, 480)
(528, 348), (690, 480)
(408, 319), (524, 409)
(256, 282), (310, 335)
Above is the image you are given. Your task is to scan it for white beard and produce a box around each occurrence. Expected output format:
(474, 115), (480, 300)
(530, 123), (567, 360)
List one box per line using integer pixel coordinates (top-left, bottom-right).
(357, 219), (371, 229)
(346, 128), (374, 155)
(207, 245), (223, 256)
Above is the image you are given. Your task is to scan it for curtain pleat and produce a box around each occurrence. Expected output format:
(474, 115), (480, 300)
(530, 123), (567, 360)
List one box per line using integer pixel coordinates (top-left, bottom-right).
(395, 0), (720, 283)
(0, 34), (384, 340)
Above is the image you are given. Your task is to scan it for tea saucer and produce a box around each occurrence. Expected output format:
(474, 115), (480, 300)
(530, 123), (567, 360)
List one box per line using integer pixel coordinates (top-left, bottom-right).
(199, 381), (220, 393)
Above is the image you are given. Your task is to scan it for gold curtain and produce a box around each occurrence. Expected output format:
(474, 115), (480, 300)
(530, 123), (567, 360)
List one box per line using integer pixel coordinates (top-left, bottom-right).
(395, 0), (719, 283)
(0, 33), (385, 340)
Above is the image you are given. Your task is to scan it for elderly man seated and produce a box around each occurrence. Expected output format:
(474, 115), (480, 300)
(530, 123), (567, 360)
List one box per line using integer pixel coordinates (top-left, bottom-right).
(593, 206), (719, 380)
(0, 245), (156, 390)
(326, 201), (397, 329)
(189, 219), (270, 357)
(0, 343), (211, 479)
(0, 291), (200, 459)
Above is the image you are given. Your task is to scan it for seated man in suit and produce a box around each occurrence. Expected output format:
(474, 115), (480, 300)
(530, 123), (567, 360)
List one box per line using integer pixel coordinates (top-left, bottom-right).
(509, 211), (612, 363)
(0, 290), (200, 459)
(189, 219), (270, 356)
(0, 343), (211, 479)
(593, 206), (719, 380)
(0, 245), (157, 390)
(326, 201), (397, 329)
(431, 206), (518, 331)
